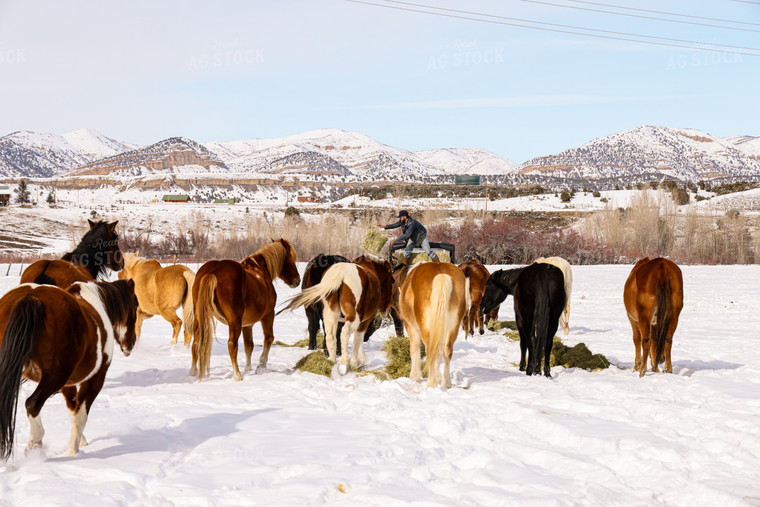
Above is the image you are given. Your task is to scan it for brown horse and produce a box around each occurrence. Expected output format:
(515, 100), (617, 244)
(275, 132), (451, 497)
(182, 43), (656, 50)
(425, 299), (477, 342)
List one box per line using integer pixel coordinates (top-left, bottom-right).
(279, 254), (394, 375)
(0, 279), (138, 460)
(457, 259), (499, 336)
(118, 252), (195, 346)
(20, 220), (124, 288)
(624, 257), (684, 377)
(191, 239), (300, 381)
(400, 263), (470, 388)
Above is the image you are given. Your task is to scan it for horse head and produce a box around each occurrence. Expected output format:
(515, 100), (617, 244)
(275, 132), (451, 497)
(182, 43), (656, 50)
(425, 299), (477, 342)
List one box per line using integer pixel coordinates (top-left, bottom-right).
(78, 220), (124, 276)
(112, 279), (139, 357)
(480, 267), (522, 315)
(275, 238), (301, 288)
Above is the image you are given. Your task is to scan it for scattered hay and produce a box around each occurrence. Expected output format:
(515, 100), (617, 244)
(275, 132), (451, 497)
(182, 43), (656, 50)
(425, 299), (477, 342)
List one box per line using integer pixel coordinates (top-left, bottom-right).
(294, 351), (335, 377)
(362, 229), (388, 254)
(382, 335), (425, 379)
(275, 332), (325, 349)
(503, 330), (520, 342)
(487, 320), (517, 332)
(549, 337), (610, 371)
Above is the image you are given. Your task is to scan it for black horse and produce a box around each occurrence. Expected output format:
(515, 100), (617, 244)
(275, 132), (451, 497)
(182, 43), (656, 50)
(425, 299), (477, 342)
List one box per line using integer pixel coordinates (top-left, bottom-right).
(302, 254), (380, 355)
(480, 263), (566, 377)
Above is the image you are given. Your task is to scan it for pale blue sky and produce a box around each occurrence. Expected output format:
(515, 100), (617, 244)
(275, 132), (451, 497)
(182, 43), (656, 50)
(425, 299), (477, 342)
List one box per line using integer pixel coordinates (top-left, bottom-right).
(0, 0), (757, 162)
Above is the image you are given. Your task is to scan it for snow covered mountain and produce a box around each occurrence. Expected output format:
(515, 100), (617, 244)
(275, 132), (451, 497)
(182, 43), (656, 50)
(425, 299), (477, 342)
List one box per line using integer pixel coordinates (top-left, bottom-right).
(0, 129), (137, 178)
(519, 126), (760, 183)
(417, 147), (518, 175)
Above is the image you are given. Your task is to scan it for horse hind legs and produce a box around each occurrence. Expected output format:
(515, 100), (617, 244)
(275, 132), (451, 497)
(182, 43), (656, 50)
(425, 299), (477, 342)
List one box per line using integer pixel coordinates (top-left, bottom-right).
(26, 414), (45, 453)
(66, 406), (88, 457)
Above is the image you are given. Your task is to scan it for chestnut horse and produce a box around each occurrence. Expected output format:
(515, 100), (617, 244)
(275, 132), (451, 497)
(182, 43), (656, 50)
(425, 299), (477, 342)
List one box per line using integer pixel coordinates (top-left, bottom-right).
(457, 259), (499, 336)
(481, 263), (565, 377)
(280, 254), (394, 375)
(400, 262), (470, 388)
(0, 280), (138, 460)
(21, 220), (124, 288)
(118, 252), (196, 346)
(191, 239), (300, 381)
(535, 256), (573, 334)
(624, 257), (684, 377)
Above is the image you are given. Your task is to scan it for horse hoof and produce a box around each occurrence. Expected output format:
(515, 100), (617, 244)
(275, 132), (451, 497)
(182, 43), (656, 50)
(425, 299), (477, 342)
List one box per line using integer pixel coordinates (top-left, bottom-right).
(255, 364), (268, 375)
(338, 364), (348, 375)
(233, 372), (243, 381)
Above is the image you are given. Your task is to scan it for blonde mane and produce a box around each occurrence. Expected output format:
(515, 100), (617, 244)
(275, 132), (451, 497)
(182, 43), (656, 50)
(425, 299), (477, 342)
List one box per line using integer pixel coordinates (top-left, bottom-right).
(243, 240), (296, 278)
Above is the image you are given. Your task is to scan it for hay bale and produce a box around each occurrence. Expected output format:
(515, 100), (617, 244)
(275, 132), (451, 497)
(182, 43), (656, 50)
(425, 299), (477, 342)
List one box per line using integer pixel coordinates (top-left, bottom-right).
(409, 250), (451, 264)
(382, 335), (426, 379)
(294, 351), (335, 377)
(362, 229), (388, 254)
(503, 330), (520, 342)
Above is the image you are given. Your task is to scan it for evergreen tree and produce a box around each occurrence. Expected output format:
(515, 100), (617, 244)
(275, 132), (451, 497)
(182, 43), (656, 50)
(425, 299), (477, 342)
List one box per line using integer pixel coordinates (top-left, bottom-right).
(15, 179), (30, 204)
(46, 191), (55, 204)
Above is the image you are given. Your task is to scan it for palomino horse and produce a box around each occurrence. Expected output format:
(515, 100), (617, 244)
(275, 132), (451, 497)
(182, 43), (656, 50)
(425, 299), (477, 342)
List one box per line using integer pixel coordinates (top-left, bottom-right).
(481, 263), (565, 377)
(280, 254), (394, 375)
(118, 252), (196, 346)
(624, 257), (684, 377)
(535, 256), (573, 334)
(21, 220), (124, 287)
(457, 259), (499, 336)
(0, 280), (138, 460)
(191, 239), (300, 381)
(400, 262), (470, 388)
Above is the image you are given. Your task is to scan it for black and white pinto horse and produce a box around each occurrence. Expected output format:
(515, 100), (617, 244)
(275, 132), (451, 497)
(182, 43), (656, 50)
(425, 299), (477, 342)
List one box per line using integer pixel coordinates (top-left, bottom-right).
(480, 263), (566, 377)
(301, 254), (380, 356)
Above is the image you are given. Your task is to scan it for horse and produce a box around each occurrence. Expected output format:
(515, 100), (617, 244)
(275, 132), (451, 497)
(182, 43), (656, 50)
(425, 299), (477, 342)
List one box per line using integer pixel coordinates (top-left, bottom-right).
(481, 263), (566, 377)
(400, 262), (470, 388)
(623, 257), (684, 377)
(279, 254), (394, 375)
(20, 219), (124, 288)
(457, 259), (499, 336)
(0, 279), (138, 460)
(191, 239), (300, 381)
(118, 252), (196, 346)
(534, 256), (573, 334)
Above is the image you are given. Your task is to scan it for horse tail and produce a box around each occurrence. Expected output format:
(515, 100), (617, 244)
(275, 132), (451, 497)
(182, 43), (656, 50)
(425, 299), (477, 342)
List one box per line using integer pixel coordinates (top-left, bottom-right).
(181, 269), (196, 345)
(532, 278), (552, 369)
(0, 296), (43, 460)
(194, 273), (218, 380)
(277, 264), (355, 316)
(652, 272), (672, 367)
(426, 274), (454, 380)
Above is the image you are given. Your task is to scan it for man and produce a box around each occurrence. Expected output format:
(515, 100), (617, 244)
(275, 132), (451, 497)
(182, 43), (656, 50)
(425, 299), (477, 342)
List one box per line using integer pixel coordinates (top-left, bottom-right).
(377, 210), (439, 266)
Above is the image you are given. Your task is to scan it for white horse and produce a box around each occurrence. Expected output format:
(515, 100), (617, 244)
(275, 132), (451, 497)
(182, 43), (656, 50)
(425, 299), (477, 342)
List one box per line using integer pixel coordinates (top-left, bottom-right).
(534, 256), (573, 334)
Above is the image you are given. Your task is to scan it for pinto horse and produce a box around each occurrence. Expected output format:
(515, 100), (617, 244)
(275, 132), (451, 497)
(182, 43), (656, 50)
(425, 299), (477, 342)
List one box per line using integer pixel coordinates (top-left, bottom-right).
(20, 220), (124, 288)
(535, 256), (573, 334)
(400, 262), (470, 388)
(191, 239), (300, 381)
(481, 263), (565, 377)
(280, 254), (394, 375)
(624, 257), (684, 377)
(457, 259), (499, 336)
(118, 252), (195, 346)
(0, 279), (138, 460)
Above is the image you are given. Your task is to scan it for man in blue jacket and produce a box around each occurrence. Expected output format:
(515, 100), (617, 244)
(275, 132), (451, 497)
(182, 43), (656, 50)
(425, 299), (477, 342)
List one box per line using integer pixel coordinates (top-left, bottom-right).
(377, 210), (439, 266)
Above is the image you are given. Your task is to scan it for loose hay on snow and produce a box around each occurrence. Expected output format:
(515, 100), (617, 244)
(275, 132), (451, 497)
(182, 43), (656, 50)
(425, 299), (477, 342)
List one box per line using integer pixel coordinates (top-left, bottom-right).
(275, 332), (325, 349)
(362, 229), (388, 254)
(488, 320), (517, 332)
(383, 335), (425, 379)
(294, 351), (335, 377)
(549, 337), (610, 371)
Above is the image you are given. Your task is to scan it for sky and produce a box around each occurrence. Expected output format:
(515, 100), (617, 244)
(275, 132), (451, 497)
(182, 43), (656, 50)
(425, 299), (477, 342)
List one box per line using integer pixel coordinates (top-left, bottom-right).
(0, 0), (758, 163)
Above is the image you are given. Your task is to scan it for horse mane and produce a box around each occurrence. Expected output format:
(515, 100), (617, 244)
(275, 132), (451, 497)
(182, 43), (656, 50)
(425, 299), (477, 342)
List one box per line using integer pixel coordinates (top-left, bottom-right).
(93, 280), (134, 327)
(62, 221), (118, 279)
(243, 239), (295, 279)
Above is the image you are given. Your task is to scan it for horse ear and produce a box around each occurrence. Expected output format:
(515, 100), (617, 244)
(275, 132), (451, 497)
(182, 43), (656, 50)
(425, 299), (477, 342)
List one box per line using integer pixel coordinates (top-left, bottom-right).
(88, 219), (96, 228)
(107, 221), (119, 233)
(127, 278), (135, 292)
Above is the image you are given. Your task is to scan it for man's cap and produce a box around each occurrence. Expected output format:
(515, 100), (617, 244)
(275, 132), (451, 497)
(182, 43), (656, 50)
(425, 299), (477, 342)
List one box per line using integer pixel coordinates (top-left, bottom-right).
(397, 210), (409, 218)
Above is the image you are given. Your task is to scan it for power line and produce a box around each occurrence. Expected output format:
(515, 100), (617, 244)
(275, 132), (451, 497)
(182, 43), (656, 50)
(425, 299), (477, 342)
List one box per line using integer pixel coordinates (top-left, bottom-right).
(563, 0), (760, 27)
(519, 0), (760, 33)
(346, 0), (760, 56)
(727, 0), (760, 5)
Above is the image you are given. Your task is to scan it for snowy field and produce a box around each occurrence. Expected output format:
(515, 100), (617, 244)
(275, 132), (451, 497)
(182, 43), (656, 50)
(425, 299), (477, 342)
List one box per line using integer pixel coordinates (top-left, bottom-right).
(0, 263), (759, 506)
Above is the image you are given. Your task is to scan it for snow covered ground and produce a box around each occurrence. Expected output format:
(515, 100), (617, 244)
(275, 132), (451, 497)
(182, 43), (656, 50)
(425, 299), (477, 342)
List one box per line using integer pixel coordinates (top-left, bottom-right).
(0, 263), (759, 505)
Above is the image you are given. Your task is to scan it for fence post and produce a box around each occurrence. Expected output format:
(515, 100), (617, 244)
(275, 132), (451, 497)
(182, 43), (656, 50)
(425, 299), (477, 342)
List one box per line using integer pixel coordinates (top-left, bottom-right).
(5, 263), (10, 276)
